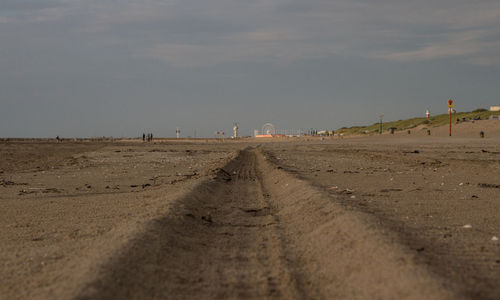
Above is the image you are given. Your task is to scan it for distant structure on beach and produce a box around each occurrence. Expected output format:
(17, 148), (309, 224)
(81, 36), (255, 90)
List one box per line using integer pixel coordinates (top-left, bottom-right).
(176, 127), (180, 138)
(490, 106), (500, 112)
(255, 123), (276, 138)
(254, 123), (312, 138)
(233, 123), (239, 138)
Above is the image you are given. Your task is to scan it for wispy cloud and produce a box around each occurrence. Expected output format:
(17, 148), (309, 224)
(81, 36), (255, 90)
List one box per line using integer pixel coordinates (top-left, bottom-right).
(0, 0), (62, 11)
(369, 31), (500, 65)
(3, 0), (500, 66)
(0, 0), (73, 23)
(139, 29), (343, 67)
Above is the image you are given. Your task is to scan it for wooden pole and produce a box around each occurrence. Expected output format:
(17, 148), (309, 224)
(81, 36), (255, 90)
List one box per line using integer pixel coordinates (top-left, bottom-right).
(449, 109), (452, 136)
(448, 99), (453, 137)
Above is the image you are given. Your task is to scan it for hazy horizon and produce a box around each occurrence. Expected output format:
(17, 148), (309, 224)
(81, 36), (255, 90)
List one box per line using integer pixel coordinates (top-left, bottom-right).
(2, 0), (500, 138)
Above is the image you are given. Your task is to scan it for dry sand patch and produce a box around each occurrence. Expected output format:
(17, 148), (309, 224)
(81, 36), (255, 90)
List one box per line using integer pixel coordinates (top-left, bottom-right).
(1, 135), (500, 299)
(0, 141), (238, 299)
(264, 137), (500, 299)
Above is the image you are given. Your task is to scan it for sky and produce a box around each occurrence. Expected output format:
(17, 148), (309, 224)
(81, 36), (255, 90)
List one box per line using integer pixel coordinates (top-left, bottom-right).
(1, 0), (500, 138)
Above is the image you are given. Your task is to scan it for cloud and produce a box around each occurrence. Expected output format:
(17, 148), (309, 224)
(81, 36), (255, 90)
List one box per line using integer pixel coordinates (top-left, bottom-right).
(2, 0), (500, 67)
(139, 29), (343, 67)
(131, 0), (500, 67)
(0, 0), (62, 11)
(0, 0), (73, 23)
(369, 30), (500, 65)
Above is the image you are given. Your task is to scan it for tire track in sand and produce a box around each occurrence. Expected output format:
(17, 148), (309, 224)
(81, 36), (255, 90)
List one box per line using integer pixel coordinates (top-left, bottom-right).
(77, 149), (308, 299)
(77, 148), (458, 299)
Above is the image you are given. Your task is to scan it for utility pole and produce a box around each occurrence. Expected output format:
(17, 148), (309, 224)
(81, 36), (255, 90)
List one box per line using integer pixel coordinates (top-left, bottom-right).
(448, 99), (453, 136)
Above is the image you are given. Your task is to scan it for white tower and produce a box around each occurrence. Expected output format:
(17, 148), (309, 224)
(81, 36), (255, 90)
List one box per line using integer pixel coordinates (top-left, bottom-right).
(233, 123), (239, 138)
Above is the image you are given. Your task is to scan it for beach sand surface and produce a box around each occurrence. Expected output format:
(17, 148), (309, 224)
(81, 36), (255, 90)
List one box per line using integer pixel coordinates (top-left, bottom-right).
(1, 120), (499, 299)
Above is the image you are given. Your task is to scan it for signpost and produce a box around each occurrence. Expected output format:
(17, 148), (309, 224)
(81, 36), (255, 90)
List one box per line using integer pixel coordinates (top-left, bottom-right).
(448, 99), (453, 136)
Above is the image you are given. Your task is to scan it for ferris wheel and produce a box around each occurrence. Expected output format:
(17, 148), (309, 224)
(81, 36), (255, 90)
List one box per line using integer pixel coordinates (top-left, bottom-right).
(262, 123), (276, 135)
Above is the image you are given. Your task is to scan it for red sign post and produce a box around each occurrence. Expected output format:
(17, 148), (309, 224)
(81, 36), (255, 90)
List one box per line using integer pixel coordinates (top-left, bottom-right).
(448, 99), (453, 136)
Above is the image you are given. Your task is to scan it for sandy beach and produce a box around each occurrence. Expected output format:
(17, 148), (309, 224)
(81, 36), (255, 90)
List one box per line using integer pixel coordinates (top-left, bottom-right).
(1, 121), (500, 299)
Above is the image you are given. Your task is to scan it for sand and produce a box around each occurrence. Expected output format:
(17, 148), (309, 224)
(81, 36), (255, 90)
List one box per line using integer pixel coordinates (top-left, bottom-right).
(1, 120), (500, 299)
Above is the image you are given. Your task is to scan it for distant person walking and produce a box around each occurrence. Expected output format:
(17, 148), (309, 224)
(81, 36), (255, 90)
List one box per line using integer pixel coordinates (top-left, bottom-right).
(150, 133), (153, 142)
(142, 133), (145, 142)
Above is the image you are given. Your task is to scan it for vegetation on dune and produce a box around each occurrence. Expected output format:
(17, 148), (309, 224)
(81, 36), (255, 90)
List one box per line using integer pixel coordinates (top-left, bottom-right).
(336, 109), (500, 135)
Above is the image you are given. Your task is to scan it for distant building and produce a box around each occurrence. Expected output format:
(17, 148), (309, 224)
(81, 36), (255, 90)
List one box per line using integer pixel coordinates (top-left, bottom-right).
(490, 106), (500, 111)
(255, 134), (274, 138)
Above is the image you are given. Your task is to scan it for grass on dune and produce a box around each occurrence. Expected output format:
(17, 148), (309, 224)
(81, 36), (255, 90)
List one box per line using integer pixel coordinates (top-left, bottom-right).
(336, 109), (500, 135)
